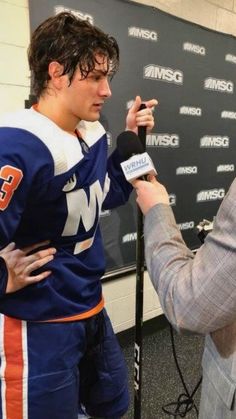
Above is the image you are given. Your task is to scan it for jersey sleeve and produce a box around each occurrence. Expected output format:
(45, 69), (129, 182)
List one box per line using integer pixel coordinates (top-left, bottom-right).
(102, 148), (133, 210)
(0, 127), (53, 246)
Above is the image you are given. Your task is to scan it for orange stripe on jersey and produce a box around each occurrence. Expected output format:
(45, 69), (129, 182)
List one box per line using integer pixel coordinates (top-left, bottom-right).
(3, 316), (25, 419)
(43, 296), (104, 323)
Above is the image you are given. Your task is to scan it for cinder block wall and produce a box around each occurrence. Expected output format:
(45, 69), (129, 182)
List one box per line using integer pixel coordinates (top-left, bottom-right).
(0, 0), (30, 114)
(0, 0), (235, 332)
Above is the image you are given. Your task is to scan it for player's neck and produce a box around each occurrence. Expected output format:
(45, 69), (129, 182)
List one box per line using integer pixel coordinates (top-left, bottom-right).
(37, 97), (80, 133)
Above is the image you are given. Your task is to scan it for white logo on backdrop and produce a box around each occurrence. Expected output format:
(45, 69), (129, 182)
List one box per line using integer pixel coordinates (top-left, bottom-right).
(106, 132), (112, 147)
(221, 111), (236, 120)
(178, 221), (195, 231)
(54, 6), (94, 24)
(225, 54), (236, 64)
(147, 134), (179, 148)
(126, 100), (134, 110)
(176, 166), (198, 175)
(100, 209), (111, 217)
(183, 42), (206, 56)
(217, 164), (234, 172)
(169, 194), (176, 206)
(144, 65), (183, 85)
(128, 26), (158, 41)
(197, 189), (225, 202)
(122, 232), (137, 243)
(204, 78), (233, 93)
(180, 106), (202, 116)
(200, 136), (229, 148)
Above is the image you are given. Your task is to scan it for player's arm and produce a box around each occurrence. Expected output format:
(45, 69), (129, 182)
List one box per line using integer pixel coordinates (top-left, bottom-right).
(0, 128), (54, 245)
(102, 96), (157, 209)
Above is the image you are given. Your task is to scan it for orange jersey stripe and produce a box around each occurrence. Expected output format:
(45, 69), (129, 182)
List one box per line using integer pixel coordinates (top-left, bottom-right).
(43, 297), (104, 323)
(3, 316), (25, 419)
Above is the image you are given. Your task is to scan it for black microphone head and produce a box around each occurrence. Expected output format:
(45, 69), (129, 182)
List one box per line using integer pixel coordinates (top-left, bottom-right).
(116, 130), (144, 160)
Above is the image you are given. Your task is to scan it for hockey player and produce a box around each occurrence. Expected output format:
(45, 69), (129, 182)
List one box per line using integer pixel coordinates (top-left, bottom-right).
(0, 12), (157, 419)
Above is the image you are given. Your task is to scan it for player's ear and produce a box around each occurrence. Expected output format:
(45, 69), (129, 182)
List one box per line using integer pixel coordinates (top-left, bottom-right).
(48, 61), (65, 89)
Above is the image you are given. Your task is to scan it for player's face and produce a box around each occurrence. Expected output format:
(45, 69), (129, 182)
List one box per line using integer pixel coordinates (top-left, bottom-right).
(64, 54), (112, 122)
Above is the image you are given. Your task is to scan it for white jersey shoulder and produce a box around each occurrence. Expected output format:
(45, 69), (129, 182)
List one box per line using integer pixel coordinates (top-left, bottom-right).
(0, 109), (106, 176)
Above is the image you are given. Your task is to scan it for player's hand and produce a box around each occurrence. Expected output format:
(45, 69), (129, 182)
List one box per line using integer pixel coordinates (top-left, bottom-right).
(0, 241), (56, 293)
(125, 95), (157, 134)
(133, 175), (169, 215)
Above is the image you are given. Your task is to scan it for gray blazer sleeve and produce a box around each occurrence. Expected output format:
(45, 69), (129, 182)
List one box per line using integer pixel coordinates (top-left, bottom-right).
(144, 178), (236, 335)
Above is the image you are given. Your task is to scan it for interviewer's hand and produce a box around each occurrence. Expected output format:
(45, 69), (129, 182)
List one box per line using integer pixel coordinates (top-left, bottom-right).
(133, 175), (169, 215)
(125, 95), (157, 134)
(0, 241), (56, 293)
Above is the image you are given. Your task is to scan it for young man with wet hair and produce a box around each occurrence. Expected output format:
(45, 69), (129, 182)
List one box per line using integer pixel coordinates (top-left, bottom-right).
(0, 11), (157, 419)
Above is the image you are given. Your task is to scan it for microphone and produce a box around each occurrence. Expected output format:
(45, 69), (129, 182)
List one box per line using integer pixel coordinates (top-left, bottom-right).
(117, 130), (144, 159)
(117, 130), (157, 182)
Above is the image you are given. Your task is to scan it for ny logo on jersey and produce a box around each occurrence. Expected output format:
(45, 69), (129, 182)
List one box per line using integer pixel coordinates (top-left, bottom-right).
(62, 180), (104, 254)
(62, 174), (77, 192)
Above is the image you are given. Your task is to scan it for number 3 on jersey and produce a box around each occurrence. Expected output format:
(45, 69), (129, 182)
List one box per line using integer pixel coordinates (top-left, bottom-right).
(0, 165), (23, 211)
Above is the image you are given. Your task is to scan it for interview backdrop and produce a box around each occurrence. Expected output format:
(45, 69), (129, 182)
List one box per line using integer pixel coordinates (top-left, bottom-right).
(28, 0), (236, 276)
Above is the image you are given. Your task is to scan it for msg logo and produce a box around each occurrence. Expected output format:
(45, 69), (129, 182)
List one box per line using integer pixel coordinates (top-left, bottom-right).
(128, 27), (158, 41)
(217, 164), (234, 172)
(144, 65), (183, 85)
(178, 221), (195, 231)
(176, 166), (198, 175)
(200, 136), (229, 148)
(180, 106), (202, 116)
(197, 189), (225, 202)
(221, 111), (236, 120)
(204, 78), (233, 93)
(183, 42), (205, 56)
(225, 54), (236, 64)
(122, 232), (137, 243)
(147, 134), (179, 148)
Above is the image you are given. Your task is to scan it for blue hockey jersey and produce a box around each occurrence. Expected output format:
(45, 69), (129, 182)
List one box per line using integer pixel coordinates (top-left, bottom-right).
(0, 108), (132, 321)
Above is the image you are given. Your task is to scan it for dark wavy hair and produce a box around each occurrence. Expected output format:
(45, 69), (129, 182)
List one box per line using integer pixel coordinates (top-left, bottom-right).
(28, 12), (119, 97)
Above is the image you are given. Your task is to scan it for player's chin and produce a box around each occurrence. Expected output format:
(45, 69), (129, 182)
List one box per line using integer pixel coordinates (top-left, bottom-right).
(86, 111), (101, 122)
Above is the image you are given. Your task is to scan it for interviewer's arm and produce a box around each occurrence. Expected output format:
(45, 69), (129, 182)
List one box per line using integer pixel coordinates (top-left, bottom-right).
(134, 176), (236, 335)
